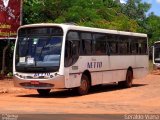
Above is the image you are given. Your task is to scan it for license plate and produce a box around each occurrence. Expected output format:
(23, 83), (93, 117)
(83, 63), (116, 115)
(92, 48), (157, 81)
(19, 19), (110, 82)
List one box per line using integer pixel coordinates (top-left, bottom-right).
(30, 81), (39, 85)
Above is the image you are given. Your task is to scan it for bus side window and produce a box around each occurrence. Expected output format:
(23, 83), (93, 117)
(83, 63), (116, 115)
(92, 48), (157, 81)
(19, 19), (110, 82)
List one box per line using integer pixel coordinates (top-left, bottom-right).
(107, 34), (118, 55)
(130, 43), (137, 54)
(106, 42), (110, 55)
(141, 43), (147, 54)
(93, 34), (106, 55)
(109, 41), (118, 55)
(118, 35), (129, 55)
(80, 32), (92, 55)
(138, 38), (147, 55)
(65, 31), (80, 67)
(130, 37), (138, 54)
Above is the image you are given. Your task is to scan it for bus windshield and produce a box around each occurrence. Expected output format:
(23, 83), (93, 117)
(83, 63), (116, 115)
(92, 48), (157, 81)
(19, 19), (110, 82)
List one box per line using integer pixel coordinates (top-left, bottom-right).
(15, 27), (63, 73)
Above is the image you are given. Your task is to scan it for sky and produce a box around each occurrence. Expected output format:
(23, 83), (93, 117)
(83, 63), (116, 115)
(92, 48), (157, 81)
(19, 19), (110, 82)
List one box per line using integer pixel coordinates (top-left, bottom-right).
(120, 0), (160, 16)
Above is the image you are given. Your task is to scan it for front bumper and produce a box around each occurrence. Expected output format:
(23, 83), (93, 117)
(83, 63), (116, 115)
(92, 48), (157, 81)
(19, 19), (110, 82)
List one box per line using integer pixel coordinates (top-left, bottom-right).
(13, 75), (65, 89)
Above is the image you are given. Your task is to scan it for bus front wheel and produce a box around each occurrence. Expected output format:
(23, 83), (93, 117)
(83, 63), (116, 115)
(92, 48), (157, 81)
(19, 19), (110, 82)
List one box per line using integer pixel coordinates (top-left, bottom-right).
(77, 74), (90, 95)
(118, 70), (133, 88)
(37, 89), (51, 96)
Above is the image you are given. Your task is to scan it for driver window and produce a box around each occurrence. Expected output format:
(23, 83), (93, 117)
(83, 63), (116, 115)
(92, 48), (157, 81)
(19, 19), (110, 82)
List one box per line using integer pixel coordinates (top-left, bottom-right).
(65, 31), (80, 67)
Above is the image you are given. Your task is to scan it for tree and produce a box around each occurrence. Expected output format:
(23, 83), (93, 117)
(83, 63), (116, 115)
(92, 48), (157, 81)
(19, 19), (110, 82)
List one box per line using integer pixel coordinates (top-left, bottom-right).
(22, 0), (159, 46)
(1, 0), (158, 74)
(121, 0), (151, 21)
(143, 13), (160, 45)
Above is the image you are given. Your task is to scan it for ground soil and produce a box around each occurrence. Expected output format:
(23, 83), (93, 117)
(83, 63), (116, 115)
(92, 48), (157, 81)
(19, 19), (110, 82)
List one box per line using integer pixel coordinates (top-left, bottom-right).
(0, 73), (160, 114)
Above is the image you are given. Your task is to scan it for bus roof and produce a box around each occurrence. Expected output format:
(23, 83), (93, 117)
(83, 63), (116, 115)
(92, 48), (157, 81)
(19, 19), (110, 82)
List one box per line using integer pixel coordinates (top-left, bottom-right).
(154, 41), (160, 44)
(19, 23), (147, 38)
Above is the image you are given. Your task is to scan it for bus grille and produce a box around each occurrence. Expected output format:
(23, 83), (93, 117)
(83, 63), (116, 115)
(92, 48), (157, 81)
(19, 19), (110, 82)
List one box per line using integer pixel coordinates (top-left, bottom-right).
(20, 82), (54, 88)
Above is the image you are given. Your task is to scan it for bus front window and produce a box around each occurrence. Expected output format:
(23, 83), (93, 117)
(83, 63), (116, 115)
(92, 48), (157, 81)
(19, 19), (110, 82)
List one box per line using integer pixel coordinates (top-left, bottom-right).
(15, 27), (63, 72)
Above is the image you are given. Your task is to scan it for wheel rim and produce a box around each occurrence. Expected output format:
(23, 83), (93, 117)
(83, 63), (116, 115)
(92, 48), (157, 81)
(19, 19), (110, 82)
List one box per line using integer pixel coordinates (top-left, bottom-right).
(127, 71), (133, 87)
(79, 79), (88, 94)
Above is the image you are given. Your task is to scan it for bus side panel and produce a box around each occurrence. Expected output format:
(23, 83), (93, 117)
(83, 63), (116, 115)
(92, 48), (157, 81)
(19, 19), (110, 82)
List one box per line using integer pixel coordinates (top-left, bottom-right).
(134, 55), (148, 78)
(102, 71), (113, 83)
(91, 72), (103, 86)
(112, 70), (126, 82)
(90, 56), (109, 85)
(63, 55), (148, 88)
(64, 56), (109, 88)
(64, 67), (82, 88)
(109, 56), (136, 82)
(110, 56), (136, 70)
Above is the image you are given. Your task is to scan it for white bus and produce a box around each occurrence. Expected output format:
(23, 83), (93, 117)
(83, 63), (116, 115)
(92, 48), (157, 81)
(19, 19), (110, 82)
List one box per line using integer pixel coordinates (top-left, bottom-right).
(153, 41), (160, 69)
(13, 23), (148, 95)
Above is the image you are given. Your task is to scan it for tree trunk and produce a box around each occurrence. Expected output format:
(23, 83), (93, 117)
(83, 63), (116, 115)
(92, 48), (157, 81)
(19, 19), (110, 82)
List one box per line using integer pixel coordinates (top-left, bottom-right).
(1, 43), (9, 75)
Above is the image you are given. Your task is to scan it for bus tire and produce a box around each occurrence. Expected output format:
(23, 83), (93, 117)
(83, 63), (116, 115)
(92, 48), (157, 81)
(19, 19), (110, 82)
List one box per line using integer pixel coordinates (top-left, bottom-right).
(118, 70), (133, 88)
(37, 89), (51, 96)
(77, 74), (90, 95)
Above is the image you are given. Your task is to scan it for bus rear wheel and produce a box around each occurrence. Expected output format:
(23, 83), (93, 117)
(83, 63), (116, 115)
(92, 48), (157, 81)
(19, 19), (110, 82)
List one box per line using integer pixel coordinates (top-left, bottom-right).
(77, 74), (90, 95)
(118, 70), (133, 88)
(37, 89), (51, 96)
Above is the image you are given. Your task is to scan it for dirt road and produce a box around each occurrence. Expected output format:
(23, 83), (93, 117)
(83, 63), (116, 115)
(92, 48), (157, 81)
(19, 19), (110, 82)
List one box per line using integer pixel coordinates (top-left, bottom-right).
(0, 74), (160, 114)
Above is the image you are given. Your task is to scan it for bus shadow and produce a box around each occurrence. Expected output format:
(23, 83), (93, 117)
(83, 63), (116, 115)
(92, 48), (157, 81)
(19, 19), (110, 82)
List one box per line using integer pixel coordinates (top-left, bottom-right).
(89, 83), (147, 95)
(16, 83), (147, 98)
(17, 89), (79, 98)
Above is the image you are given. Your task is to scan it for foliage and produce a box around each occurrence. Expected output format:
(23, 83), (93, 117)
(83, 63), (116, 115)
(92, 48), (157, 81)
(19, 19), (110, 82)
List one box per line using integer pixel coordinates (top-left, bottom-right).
(121, 0), (151, 21)
(22, 0), (160, 46)
(7, 72), (13, 77)
(1, 0), (159, 74)
(143, 13), (160, 45)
